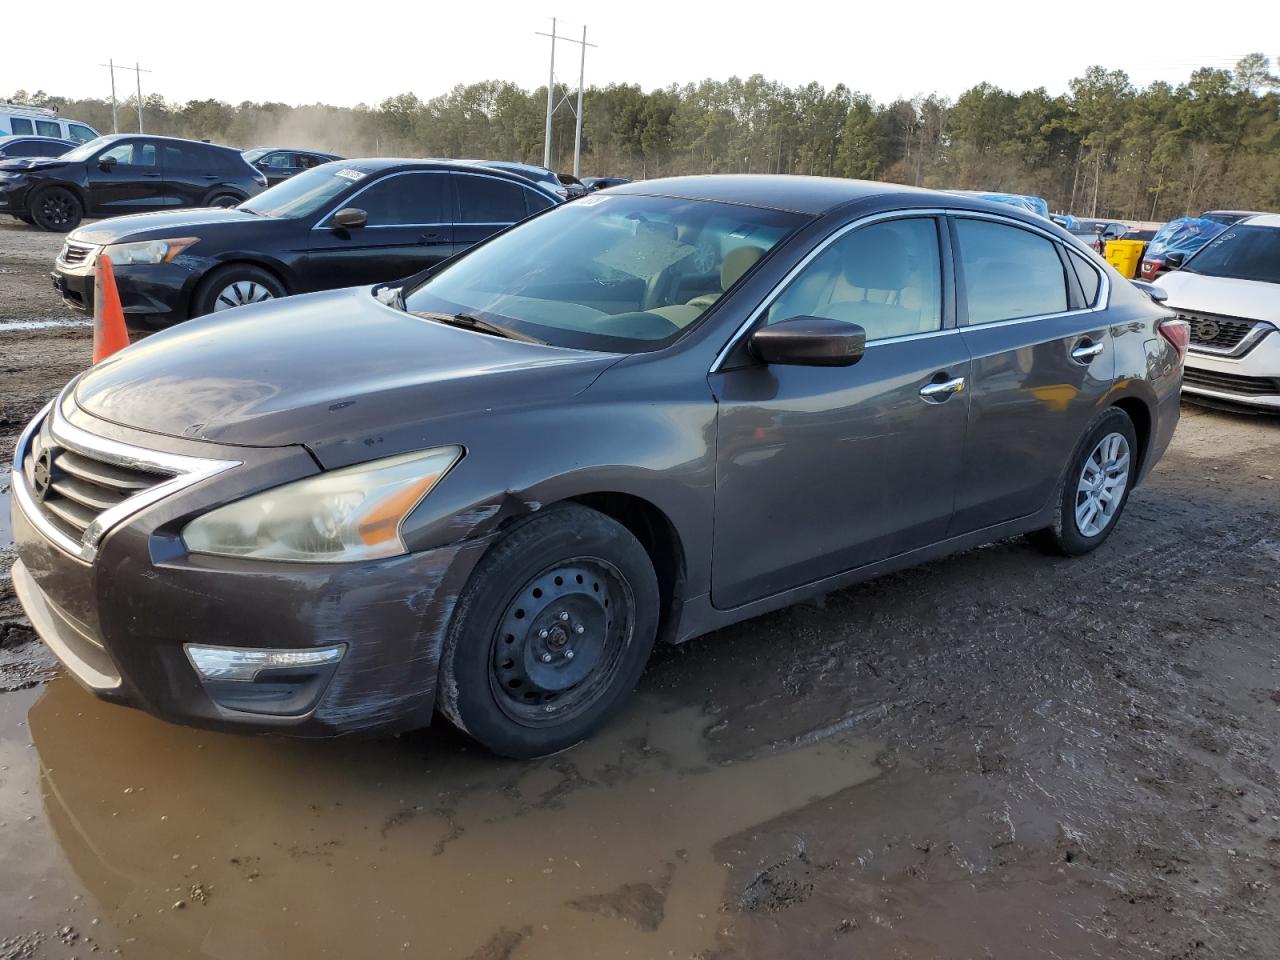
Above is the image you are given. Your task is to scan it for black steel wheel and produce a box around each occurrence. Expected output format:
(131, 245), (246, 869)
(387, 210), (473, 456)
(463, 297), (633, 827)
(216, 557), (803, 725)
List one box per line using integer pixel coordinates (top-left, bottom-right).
(31, 187), (83, 232)
(439, 504), (660, 758)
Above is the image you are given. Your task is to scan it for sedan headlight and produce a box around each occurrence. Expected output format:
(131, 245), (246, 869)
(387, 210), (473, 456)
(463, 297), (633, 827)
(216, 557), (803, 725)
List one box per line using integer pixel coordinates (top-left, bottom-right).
(182, 447), (462, 562)
(101, 237), (198, 265)
(0, 171), (25, 180)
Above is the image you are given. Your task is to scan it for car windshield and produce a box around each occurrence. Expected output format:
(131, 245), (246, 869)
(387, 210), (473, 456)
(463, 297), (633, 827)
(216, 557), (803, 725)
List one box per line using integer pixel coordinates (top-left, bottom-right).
(57, 136), (115, 163)
(401, 194), (802, 352)
(240, 164), (364, 218)
(242, 148), (269, 164)
(1183, 225), (1280, 284)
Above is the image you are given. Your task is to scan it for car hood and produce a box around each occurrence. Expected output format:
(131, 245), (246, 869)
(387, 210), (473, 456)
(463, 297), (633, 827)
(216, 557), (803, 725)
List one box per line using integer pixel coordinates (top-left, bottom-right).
(70, 208), (268, 245)
(72, 287), (621, 467)
(1156, 270), (1280, 323)
(0, 156), (67, 172)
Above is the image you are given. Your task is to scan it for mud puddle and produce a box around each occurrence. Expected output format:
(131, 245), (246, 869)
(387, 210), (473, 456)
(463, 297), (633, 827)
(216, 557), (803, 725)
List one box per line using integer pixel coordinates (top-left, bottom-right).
(2, 677), (881, 959)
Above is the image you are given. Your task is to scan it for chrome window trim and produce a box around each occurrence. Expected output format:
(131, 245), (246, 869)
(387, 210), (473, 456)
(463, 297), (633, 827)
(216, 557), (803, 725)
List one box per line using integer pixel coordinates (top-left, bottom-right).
(12, 391), (241, 564)
(310, 169), (450, 232)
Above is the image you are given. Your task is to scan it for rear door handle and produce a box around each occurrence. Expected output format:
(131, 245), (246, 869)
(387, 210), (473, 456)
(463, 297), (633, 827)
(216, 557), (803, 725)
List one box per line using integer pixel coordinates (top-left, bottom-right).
(919, 376), (966, 402)
(1071, 340), (1104, 363)
(420, 232), (446, 242)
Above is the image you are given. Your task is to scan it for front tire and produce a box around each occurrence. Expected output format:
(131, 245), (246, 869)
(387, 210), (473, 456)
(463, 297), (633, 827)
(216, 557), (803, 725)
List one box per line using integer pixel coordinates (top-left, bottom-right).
(1033, 408), (1138, 557)
(208, 194), (241, 209)
(438, 504), (660, 758)
(191, 264), (286, 317)
(30, 187), (83, 232)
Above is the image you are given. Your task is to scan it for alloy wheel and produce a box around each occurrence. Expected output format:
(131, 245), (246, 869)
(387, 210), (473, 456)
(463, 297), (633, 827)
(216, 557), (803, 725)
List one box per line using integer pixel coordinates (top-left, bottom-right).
(39, 191), (75, 228)
(489, 557), (635, 726)
(1075, 432), (1131, 538)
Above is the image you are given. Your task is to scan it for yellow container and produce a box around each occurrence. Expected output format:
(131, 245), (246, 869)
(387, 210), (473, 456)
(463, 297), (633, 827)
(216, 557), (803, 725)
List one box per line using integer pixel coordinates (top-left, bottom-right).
(1104, 239), (1145, 279)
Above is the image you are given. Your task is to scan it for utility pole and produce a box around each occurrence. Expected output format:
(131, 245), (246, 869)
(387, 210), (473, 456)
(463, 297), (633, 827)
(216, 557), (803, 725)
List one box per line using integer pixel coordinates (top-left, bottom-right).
(535, 19), (596, 174)
(98, 60), (119, 133)
(130, 62), (151, 133)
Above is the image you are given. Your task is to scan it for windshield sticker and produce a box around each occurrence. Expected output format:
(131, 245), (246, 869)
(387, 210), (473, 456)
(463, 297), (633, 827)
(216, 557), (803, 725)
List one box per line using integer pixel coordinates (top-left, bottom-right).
(576, 194), (610, 206)
(334, 168), (367, 182)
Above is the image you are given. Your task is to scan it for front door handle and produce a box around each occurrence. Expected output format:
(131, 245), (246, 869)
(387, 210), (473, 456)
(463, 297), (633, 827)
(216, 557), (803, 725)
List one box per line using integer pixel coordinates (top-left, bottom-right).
(1071, 340), (1104, 363)
(919, 376), (966, 402)
(420, 232), (446, 242)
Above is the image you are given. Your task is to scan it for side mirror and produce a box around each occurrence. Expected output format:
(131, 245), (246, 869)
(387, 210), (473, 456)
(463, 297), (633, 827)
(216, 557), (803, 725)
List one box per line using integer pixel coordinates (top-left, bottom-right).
(749, 316), (866, 367)
(1130, 280), (1169, 304)
(330, 207), (367, 229)
(1163, 251), (1185, 269)
(98, 155), (117, 170)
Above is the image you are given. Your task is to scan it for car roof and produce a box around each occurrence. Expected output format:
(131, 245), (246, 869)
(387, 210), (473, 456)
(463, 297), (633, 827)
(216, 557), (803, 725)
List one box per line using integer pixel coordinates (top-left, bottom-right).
(92, 133), (240, 153)
(246, 146), (340, 156)
(1240, 213), (1280, 228)
(607, 174), (985, 217)
(316, 158), (546, 183)
(0, 134), (73, 145)
(478, 160), (557, 177)
(1202, 209), (1265, 217)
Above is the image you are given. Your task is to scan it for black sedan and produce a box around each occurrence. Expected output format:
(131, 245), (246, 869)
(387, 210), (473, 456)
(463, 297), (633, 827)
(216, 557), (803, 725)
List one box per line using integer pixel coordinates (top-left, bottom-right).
(0, 135), (76, 160)
(0, 134), (266, 231)
(51, 158), (559, 330)
(581, 176), (632, 192)
(242, 147), (343, 186)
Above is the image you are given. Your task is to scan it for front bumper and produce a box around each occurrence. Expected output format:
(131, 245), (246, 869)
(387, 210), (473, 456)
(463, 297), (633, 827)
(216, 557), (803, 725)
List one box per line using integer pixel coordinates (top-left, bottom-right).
(1182, 329), (1280, 411)
(0, 177), (32, 213)
(10, 394), (487, 736)
(51, 249), (202, 330)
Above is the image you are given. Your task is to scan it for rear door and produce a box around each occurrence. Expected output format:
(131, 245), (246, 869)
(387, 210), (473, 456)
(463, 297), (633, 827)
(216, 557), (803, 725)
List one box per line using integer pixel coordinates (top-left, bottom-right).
(261, 151), (300, 185)
(451, 171), (548, 251)
(300, 170), (454, 290)
(160, 142), (220, 208)
(710, 214), (971, 608)
(84, 139), (165, 215)
(947, 214), (1114, 533)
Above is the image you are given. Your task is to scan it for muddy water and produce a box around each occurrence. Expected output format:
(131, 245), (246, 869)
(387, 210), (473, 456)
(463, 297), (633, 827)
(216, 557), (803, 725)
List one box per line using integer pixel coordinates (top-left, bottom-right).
(2, 677), (880, 959)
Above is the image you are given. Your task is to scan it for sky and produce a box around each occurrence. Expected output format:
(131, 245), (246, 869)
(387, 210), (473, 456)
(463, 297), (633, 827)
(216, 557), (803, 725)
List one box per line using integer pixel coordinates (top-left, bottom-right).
(4, 0), (1275, 109)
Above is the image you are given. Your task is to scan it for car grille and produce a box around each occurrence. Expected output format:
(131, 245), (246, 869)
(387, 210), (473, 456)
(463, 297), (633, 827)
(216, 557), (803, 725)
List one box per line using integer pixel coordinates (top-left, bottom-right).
(1177, 310), (1267, 353)
(1183, 369), (1280, 397)
(24, 429), (174, 544)
(57, 240), (97, 268)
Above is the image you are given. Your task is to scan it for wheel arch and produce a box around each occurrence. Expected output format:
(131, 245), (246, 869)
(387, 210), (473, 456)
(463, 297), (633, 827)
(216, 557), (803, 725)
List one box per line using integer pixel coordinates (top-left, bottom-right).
(189, 257), (293, 315)
(200, 186), (248, 206)
(1109, 393), (1153, 480)
(564, 492), (688, 646)
(28, 180), (86, 214)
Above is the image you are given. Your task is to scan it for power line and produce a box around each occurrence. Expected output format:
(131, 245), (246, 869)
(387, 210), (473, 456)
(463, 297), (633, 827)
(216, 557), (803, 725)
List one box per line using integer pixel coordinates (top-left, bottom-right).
(98, 61), (152, 133)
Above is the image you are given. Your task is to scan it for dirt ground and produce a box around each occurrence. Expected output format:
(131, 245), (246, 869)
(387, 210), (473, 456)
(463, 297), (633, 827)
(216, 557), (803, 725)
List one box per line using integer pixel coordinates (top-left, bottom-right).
(1, 216), (1279, 959)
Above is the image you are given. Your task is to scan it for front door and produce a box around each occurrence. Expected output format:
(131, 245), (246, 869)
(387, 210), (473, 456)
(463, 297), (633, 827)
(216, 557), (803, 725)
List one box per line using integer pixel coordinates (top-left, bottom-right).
(84, 139), (165, 216)
(300, 170), (455, 291)
(947, 215), (1115, 533)
(710, 215), (971, 609)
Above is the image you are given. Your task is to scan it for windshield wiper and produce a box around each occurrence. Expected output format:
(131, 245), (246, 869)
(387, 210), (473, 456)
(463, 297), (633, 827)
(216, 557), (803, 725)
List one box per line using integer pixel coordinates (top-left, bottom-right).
(413, 311), (546, 344)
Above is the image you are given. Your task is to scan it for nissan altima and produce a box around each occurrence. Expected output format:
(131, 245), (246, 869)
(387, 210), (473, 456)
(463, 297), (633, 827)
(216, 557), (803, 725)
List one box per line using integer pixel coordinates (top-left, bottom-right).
(11, 176), (1186, 757)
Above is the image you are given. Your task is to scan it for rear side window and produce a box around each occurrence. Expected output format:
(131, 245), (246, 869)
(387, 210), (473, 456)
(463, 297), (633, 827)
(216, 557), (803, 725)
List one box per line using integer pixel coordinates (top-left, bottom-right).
(455, 174), (528, 224)
(163, 144), (208, 172)
(36, 120), (61, 137)
(955, 219), (1068, 324)
(350, 172), (447, 226)
(524, 188), (555, 214)
(1069, 253), (1101, 306)
(10, 141), (54, 157)
(10, 118), (33, 135)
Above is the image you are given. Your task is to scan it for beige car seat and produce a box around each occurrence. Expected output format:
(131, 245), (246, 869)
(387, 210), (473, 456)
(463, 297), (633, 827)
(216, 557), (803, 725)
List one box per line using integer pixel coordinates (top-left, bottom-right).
(685, 246), (766, 309)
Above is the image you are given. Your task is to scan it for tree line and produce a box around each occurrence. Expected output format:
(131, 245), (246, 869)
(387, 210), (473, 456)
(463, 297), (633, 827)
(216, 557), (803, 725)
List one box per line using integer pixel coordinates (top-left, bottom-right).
(11, 53), (1279, 221)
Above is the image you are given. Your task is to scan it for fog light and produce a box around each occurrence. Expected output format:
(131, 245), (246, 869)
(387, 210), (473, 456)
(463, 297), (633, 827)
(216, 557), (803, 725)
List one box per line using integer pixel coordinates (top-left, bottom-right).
(184, 644), (346, 681)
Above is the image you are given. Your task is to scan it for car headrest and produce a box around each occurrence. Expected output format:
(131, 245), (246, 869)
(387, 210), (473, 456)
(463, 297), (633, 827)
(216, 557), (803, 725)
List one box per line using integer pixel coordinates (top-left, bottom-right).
(842, 228), (911, 291)
(721, 246), (765, 291)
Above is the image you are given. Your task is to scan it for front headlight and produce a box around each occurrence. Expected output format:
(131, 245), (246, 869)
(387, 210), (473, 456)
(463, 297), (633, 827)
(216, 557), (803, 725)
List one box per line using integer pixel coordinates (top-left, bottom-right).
(0, 171), (25, 180)
(182, 447), (462, 563)
(102, 237), (198, 265)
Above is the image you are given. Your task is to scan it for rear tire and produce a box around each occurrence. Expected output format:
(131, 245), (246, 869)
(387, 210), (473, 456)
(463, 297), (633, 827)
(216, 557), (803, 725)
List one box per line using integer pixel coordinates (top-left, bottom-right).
(30, 187), (82, 232)
(18, 213), (35, 225)
(1032, 407), (1138, 557)
(208, 194), (241, 209)
(190, 264), (286, 317)
(438, 504), (660, 758)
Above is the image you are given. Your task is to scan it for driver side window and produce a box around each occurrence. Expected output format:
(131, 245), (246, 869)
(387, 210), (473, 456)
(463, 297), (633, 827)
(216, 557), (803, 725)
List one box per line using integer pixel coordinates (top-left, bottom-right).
(99, 141), (157, 167)
(766, 217), (943, 342)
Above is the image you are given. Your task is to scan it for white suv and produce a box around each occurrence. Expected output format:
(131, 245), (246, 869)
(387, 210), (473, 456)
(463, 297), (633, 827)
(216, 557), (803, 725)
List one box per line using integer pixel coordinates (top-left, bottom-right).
(0, 102), (99, 144)
(1156, 214), (1280, 411)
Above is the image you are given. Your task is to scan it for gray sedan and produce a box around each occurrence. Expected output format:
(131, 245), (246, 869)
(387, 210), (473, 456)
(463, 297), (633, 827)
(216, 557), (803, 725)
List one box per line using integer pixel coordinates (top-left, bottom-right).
(11, 176), (1185, 757)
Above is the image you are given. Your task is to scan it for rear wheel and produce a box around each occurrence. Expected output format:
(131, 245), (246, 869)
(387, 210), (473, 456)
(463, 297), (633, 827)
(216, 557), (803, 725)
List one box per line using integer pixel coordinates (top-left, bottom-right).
(30, 187), (82, 232)
(1033, 408), (1138, 556)
(208, 194), (241, 209)
(191, 264), (286, 317)
(438, 504), (660, 758)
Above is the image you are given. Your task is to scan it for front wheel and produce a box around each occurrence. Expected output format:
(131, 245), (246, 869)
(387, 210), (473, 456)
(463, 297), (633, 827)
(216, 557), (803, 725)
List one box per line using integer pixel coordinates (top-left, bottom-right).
(1033, 408), (1138, 556)
(190, 264), (286, 317)
(438, 504), (660, 758)
(30, 187), (83, 232)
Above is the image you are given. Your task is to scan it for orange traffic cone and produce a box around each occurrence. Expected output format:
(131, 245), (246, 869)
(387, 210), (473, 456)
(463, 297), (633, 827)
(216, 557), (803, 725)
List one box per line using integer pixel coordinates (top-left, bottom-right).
(92, 254), (130, 364)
